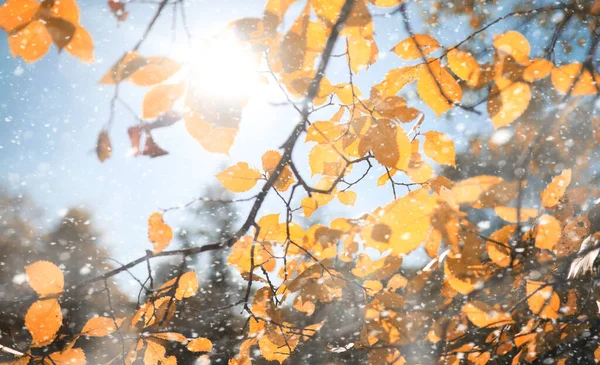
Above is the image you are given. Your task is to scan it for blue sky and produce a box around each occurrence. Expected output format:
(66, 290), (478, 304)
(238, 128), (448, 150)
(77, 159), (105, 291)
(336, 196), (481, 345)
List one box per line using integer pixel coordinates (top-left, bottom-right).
(0, 0), (563, 287)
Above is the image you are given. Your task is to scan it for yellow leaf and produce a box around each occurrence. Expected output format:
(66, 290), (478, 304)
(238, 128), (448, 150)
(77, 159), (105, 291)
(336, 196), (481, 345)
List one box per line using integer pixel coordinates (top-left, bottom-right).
(362, 189), (437, 255)
(81, 316), (123, 337)
(187, 337), (213, 352)
(144, 339), (167, 365)
(305, 121), (345, 144)
(227, 236), (276, 273)
(127, 57), (181, 86)
(217, 162), (262, 192)
(49, 0), (79, 24)
(308, 143), (345, 177)
(541, 169), (572, 208)
(523, 58), (553, 82)
(494, 206), (538, 223)
(26, 261), (64, 297)
(423, 131), (455, 166)
(99, 52), (146, 84)
(148, 212), (173, 254)
(526, 280), (560, 319)
(488, 82), (531, 129)
(551, 63), (599, 95)
(151, 332), (188, 342)
(302, 197), (318, 218)
(184, 111), (237, 155)
(377, 168), (396, 186)
(417, 60), (462, 116)
(493, 31), (530, 64)
(338, 190), (357, 206)
(174, 271), (198, 300)
(407, 159), (433, 183)
(392, 34), (439, 60)
(363, 280), (383, 294)
(535, 214), (561, 250)
(447, 49), (480, 87)
(358, 118), (411, 170)
(0, 0), (39, 33)
(262, 150), (295, 192)
(486, 225), (515, 268)
(8, 20), (51, 63)
(142, 83), (185, 119)
(369, 0), (400, 7)
(65, 26), (94, 63)
(26, 299), (63, 347)
(463, 301), (513, 328)
(347, 34), (378, 73)
(44, 348), (86, 365)
(372, 66), (419, 98)
(451, 176), (504, 205)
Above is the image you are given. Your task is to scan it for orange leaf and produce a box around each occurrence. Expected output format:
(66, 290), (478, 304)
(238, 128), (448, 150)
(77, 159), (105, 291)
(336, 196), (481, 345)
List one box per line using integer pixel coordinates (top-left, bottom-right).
(26, 299), (63, 347)
(227, 236), (276, 273)
(142, 83), (185, 119)
(64, 25), (94, 62)
(8, 20), (51, 63)
(372, 66), (419, 98)
(494, 206), (538, 223)
(187, 337), (213, 352)
(551, 63), (599, 95)
(185, 111), (237, 155)
(493, 31), (530, 64)
(151, 332), (188, 342)
(262, 150), (295, 192)
(302, 197), (318, 218)
(392, 34), (439, 60)
(447, 48), (480, 87)
(0, 0), (40, 32)
(526, 280), (560, 319)
(486, 225), (515, 268)
(174, 271), (198, 300)
(217, 162), (262, 192)
(535, 214), (561, 250)
(523, 58), (553, 82)
(148, 212), (172, 254)
(49, 0), (80, 24)
(540, 169), (572, 208)
(44, 348), (86, 365)
(338, 190), (357, 206)
(26, 260), (64, 297)
(127, 57), (181, 86)
(81, 317), (123, 337)
(488, 82), (531, 129)
(423, 131), (455, 166)
(99, 52), (146, 84)
(417, 60), (462, 116)
(463, 301), (513, 328)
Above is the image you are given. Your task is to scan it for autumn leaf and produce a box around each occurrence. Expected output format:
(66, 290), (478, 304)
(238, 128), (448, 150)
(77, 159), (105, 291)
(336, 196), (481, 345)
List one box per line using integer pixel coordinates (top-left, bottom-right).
(423, 131), (456, 166)
(142, 83), (185, 119)
(551, 63), (599, 95)
(187, 337), (213, 352)
(127, 57), (181, 86)
(262, 150), (295, 191)
(302, 197), (318, 218)
(526, 281), (560, 319)
(487, 82), (531, 129)
(485, 225), (515, 268)
(26, 260), (64, 297)
(417, 59), (462, 116)
(96, 130), (112, 162)
(174, 271), (198, 300)
(447, 48), (480, 87)
(8, 20), (52, 63)
(26, 299), (63, 347)
(493, 30), (530, 64)
(523, 58), (553, 82)
(81, 316), (123, 337)
(0, 0), (40, 33)
(217, 162), (262, 192)
(463, 301), (513, 328)
(338, 190), (357, 206)
(392, 34), (439, 60)
(494, 206), (538, 223)
(540, 169), (572, 208)
(227, 236), (276, 273)
(44, 348), (86, 365)
(535, 214), (561, 250)
(148, 212), (173, 253)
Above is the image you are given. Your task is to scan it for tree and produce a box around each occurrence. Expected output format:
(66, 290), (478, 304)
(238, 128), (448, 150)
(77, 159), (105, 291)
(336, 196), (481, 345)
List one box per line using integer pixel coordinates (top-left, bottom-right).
(3, 0), (600, 364)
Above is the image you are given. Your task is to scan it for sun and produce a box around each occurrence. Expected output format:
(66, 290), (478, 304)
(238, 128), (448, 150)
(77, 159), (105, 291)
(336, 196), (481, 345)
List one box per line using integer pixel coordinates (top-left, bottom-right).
(174, 32), (261, 100)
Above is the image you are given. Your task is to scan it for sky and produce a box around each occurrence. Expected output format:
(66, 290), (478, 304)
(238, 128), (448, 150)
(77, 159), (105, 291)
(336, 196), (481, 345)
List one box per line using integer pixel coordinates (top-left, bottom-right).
(0, 0), (564, 287)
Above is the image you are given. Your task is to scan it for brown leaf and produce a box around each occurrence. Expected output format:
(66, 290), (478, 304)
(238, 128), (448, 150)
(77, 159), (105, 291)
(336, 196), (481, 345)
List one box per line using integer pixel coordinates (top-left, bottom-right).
(96, 130), (112, 162)
(141, 133), (169, 158)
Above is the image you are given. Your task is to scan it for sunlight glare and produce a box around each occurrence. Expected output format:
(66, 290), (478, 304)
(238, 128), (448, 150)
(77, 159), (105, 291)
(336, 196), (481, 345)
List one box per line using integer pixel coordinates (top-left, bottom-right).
(175, 32), (261, 100)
